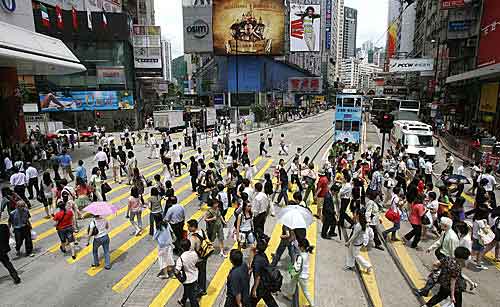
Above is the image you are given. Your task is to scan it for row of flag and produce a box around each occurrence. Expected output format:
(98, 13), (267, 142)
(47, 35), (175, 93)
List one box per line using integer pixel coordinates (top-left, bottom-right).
(39, 3), (108, 31)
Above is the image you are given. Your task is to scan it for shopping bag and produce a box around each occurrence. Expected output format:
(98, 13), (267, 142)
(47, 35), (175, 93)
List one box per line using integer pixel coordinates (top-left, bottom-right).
(31, 230), (37, 240)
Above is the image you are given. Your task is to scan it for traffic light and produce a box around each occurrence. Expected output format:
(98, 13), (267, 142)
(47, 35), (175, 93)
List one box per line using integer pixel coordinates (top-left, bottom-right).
(380, 113), (394, 133)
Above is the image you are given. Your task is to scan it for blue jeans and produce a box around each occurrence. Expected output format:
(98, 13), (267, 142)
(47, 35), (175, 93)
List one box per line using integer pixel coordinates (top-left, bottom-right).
(92, 235), (110, 268)
(276, 185), (289, 206)
(383, 222), (400, 238)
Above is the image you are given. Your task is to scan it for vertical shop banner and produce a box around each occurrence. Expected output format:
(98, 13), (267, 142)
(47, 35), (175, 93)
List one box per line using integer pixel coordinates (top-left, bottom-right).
(477, 0), (500, 68)
(441, 0), (465, 10)
(290, 3), (321, 52)
(479, 83), (499, 113)
(212, 0), (285, 55)
(39, 91), (134, 112)
(183, 3), (213, 53)
(386, 22), (397, 60)
(325, 0), (332, 50)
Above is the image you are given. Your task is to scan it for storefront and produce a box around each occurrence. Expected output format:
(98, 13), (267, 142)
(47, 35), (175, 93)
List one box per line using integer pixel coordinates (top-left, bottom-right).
(0, 3), (86, 147)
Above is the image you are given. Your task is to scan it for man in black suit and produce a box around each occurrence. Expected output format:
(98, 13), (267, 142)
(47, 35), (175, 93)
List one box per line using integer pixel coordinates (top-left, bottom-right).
(0, 223), (20, 284)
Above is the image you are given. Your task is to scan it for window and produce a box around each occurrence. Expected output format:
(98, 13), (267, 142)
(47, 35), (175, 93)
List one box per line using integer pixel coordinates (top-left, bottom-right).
(335, 120), (342, 130)
(343, 98), (355, 107)
(404, 135), (433, 147)
(352, 121), (360, 131)
(343, 121), (351, 131)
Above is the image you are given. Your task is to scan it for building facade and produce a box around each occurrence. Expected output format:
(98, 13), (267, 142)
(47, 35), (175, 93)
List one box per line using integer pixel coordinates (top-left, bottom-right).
(161, 39), (172, 82)
(342, 6), (357, 59)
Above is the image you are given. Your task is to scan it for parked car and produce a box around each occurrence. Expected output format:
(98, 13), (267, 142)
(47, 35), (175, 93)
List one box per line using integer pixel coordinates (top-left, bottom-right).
(79, 131), (94, 142)
(55, 129), (78, 141)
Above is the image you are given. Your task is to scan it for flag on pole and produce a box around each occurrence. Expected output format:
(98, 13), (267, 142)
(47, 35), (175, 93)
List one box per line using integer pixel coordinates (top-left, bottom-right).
(71, 6), (78, 31)
(87, 8), (92, 30)
(55, 5), (64, 30)
(102, 11), (108, 29)
(40, 3), (50, 28)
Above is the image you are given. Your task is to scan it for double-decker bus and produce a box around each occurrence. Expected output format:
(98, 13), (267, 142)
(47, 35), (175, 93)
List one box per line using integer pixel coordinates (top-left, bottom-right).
(334, 94), (364, 144)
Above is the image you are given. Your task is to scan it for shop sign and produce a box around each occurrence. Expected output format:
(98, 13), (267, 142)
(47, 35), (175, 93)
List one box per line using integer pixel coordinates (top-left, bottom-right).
(288, 77), (322, 93)
(441, 0), (465, 10)
(479, 82), (499, 113)
(477, 0), (500, 68)
(183, 4), (213, 53)
(39, 90), (134, 112)
(389, 58), (434, 73)
(449, 20), (471, 32)
(96, 66), (126, 84)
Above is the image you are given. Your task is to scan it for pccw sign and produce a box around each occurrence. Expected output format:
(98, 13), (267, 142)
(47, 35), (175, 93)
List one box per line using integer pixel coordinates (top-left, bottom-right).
(389, 58), (434, 73)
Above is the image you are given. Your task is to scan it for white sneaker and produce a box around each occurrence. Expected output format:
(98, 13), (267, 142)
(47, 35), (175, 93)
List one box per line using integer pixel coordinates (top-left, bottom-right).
(476, 264), (488, 270)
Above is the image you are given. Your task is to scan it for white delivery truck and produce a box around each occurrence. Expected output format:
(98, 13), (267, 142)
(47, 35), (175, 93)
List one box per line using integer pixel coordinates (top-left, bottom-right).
(153, 110), (185, 133)
(390, 120), (435, 160)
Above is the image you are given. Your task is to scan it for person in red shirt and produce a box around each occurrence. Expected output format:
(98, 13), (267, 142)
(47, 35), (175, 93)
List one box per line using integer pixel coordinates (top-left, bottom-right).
(53, 201), (76, 259)
(403, 194), (426, 249)
(315, 170), (329, 220)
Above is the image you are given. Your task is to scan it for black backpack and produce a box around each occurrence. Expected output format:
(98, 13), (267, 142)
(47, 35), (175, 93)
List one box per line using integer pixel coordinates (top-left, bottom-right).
(255, 254), (283, 293)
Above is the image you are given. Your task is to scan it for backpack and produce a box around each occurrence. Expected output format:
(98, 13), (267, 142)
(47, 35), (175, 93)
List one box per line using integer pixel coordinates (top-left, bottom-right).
(258, 255), (283, 293)
(194, 230), (215, 260)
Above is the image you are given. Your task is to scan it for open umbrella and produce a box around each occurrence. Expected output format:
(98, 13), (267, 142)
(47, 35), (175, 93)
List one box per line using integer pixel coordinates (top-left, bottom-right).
(83, 201), (119, 216)
(277, 205), (313, 229)
(443, 174), (470, 185)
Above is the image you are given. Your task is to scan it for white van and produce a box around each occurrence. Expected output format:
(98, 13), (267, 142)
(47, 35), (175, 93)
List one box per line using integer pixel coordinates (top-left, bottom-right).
(390, 120), (435, 160)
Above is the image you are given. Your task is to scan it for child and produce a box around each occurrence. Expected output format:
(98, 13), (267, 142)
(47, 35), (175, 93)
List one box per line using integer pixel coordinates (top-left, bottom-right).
(284, 238), (315, 307)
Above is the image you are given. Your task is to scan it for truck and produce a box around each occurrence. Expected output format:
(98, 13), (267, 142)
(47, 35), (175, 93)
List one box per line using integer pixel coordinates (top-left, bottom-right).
(153, 110), (185, 133)
(390, 120), (435, 160)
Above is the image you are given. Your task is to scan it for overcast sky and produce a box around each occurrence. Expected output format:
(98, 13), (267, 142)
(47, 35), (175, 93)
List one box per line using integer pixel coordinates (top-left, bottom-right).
(155, 0), (388, 59)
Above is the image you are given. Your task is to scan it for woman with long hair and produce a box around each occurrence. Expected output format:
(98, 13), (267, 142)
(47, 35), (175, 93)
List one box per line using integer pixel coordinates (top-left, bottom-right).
(75, 177), (92, 212)
(110, 148), (121, 184)
(127, 186), (143, 236)
(284, 238), (315, 306)
(126, 151), (137, 185)
(40, 172), (54, 218)
(235, 200), (255, 251)
(90, 167), (104, 201)
(131, 167), (146, 205)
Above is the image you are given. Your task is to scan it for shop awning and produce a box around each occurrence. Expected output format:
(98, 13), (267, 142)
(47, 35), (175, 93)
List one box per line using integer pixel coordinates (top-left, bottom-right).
(446, 63), (500, 84)
(0, 21), (86, 75)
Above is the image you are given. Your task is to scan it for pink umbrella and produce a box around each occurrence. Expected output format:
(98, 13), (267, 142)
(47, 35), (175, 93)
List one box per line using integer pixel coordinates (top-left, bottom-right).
(83, 202), (119, 216)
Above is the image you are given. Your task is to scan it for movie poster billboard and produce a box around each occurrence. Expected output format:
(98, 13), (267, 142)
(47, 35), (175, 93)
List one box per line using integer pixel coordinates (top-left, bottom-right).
(212, 0), (285, 55)
(39, 91), (134, 112)
(290, 3), (321, 52)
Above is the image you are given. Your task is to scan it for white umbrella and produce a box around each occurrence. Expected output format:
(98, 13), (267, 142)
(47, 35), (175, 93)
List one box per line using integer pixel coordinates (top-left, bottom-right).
(277, 205), (314, 229)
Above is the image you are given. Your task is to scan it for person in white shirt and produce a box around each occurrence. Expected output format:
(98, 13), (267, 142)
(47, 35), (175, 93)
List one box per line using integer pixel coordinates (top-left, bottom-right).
(477, 165), (497, 208)
(290, 157), (303, 193)
(148, 134), (158, 159)
(252, 183), (269, 234)
(345, 210), (372, 273)
(424, 160), (434, 185)
(244, 163), (254, 181)
(94, 147), (108, 180)
(176, 239), (200, 307)
(267, 129), (273, 147)
(172, 144), (182, 177)
(284, 238), (315, 306)
(339, 175), (354, 229)
(25, 163), (39, 200)
(445, 153), (455, 175)
(4, 155), (13, 176)
(10, 168), (30, 208)
(468, 162), (482, 195)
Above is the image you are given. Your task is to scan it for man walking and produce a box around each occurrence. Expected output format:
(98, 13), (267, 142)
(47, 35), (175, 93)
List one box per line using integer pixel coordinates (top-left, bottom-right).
(0, 223), (20, 284)
(94, 147), (108, 180)
(59, 149), (74, 181)
(252, 182), (269, 234)
(259, 133), (268, 157)
(164, 196), (185, 254)
(25, 162), (39, 200)
(267, 129), (273, 147)
(225, 249), (250, 307)
(10, 168), (30, 209)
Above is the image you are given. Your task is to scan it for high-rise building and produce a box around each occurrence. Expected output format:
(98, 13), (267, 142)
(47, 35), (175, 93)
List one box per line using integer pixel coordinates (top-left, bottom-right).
(161, 39), (172, 82)
(335, 0), (345, 78)
(398, 1), (416, 56)
(137, 0), (155, 25)
(339, 57), (359, 88)
(342, 7), (357, 59)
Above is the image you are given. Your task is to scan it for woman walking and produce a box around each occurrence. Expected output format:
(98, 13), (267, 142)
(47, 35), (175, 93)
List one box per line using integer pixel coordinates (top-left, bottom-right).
(344, 209), (372, 273)
(127, 186), (143, 236)
(149, 187), (163, 236)
(110, 148), (121, 184)
(403, 194), (426, 249)
(131, 167), (146, 205)
(126, 151), (137, 185)
(40, 172), (54, 218)
(75, 177), (91, 212)
(235, 201), (255, 251)
(53, 201), (76, 259)
(153, 220), (175, 279)
(204, 198), (227, 257)
(88, 214), (111, 270)
(90, 167), (106, 201)
(284, 238), (315, 307)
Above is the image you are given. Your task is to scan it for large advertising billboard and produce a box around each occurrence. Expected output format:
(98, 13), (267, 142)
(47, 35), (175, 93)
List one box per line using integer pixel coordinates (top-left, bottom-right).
(290, 3), (321, 52)
(39, 91), (134, 112)
(132, 25), (162, 69)
(212, 0), (285, 55)
(183, 3), (213, 53)
(477, 0), (500, 68)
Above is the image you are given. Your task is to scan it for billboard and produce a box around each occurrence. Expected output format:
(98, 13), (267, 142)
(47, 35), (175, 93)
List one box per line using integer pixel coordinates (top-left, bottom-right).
(441, 0), (465, 10)
(477, 0), (500, 68)
(212, 0), (285, 55)
(96, 66), (126, 84)
(386, 22), (397, 60)
(132, 25), (162, 69)
(288, 77), (323, 93)
(389, 58), (434, 73)
(39, 91), (134, 112)
(183, 4), (213, 53)
(479, 83), (499, 113)
(290, 4), (321, 52)
(325, 0), (332, 50)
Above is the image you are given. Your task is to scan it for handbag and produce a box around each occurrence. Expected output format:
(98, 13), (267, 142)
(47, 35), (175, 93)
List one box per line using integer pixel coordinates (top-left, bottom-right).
(174, 256), (187, 283)
(102, 182), (112, 194)
(88, 219), (99, 236)
(478, 225), (495, 246)
(385, 208), (400, 223)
